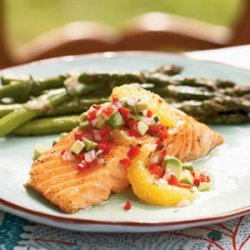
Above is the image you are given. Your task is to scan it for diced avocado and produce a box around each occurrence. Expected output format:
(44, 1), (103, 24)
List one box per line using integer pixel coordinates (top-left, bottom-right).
(128, 115), (139, 121)
(83, 138), (98, 152)
(182, 162), (194, 171)
(80, 113), (87, 121)
(96, 149), (104, 157)
(136, 101), (148, 112)
(126, 104), (137, 114)
(198, 182), (210, 192)
(70, 140), (85, 155)
(153, 115), (160, 123)
(33, 144), (49, 160)
(138, 121), (149, 136)
(163, 156), (182, 179)
(107, 111), (125, 129)
(180, 170), (194, 185)
(79, 121), (91, 130)
(96, 114), (106, 129)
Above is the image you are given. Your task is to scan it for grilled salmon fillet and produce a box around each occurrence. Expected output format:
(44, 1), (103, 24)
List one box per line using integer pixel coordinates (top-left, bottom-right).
(111, 85), (224, 162)
(26, 129), (154, 213)
(27, 84), (223, 213)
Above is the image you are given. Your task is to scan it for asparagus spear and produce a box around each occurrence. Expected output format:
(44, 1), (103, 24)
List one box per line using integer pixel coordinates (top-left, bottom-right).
(0, 89), (67, 137)
(0, 103), (21, 118)
(0, 75), (68, 98)
(0, 65), (181, 99)
(174, 97), (250, 115)
(0, 98), (109, 118)
(194, 112), (250, 124)
(13, 115), (79, 135)
(0, 83), (103, 137)
(46, 97), (108, 116)
(164, 85), (216, 100)
(1, 70), (249, 102)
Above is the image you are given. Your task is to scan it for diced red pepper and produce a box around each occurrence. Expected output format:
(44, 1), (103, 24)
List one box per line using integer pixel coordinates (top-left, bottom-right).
(149, 164), (164, 178)
(190, 171), (196, 178)
(149, 124), (164, 133)
(160, 149), (167, 156)
(200, 173), (206, 183)
(93, 104), (101, 110)
(87, 109), (97, 121)
(128, 145), (140, 159)
(120, 158), (131, 168)
(98, 142), (112, 154)
(127, 120), (140, 137)
(193, 178), (200, 187)
(168, 175), (179, 186)
(124, 200), (131, 210)
(205, 175), (211, 183)
(74, 131), (84, 141)
(146, 110), (153, 118)
(112, 95), (119, 102)
(168, 175), (192, 189)
(158, 130), (168, 140)
(103, 106), (115, 118)
(98, 128), (111, 142)
(156, 139), (164, 150)
(200, 173), (211, 183)
(60, 150), (65, 156)
(77, 161), (90, 171)
(79, 153), (85, 161)
(128, 128), (140, 137)
(119, 107), (130, 118)
(127, 120), (137, 129)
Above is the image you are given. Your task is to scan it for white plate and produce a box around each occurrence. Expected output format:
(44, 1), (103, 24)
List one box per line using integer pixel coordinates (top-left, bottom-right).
(0, 52), (249, 232)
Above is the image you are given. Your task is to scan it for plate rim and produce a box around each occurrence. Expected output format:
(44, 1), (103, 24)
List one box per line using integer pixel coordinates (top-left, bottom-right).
(1, 50), (250, 74)
(1, 51), (250, 230)
(0, 197), (249, 228)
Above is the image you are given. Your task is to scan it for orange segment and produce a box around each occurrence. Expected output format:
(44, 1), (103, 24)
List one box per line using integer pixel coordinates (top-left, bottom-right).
(127, 144), (196, 206)
(111, 84), (184, 128)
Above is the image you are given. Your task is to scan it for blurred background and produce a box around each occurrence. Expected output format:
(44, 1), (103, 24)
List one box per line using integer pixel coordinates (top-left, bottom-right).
(1, 0), (248, 68)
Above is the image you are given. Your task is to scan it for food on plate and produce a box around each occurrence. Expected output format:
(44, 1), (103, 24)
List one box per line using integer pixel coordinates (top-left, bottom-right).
(0, 64), (249, 138)
(26, 85), (223, 213)
(111, 85), (223, 161)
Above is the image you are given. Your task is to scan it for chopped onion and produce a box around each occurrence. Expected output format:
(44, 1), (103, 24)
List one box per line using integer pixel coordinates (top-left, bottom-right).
(91, 118), (98, 127)
(148, 152), (161, 165)
(96, 107), (104, 116)
(85, 150), (96, 162)
(113, 100), (122, 109)
(110, 104), (118, 112)
(96, 149), (104, 156)
(61, 151), (75, 161)
(93, 129), (101, 141)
